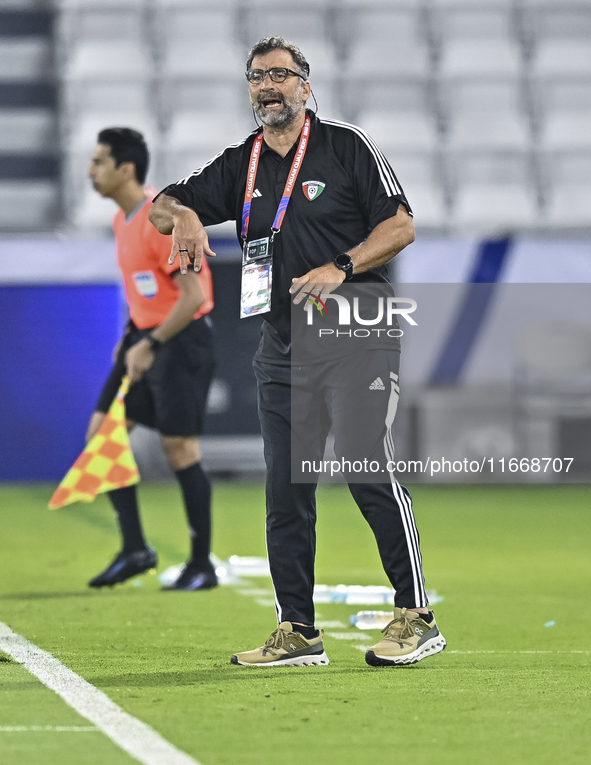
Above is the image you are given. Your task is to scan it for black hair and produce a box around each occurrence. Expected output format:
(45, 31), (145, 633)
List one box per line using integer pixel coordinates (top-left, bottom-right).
(97, 127), (149, 184)
(246, 36), (310, 79)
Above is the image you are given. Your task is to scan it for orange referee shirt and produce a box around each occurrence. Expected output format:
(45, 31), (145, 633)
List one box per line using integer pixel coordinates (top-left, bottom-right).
(113, 188), (214, 330)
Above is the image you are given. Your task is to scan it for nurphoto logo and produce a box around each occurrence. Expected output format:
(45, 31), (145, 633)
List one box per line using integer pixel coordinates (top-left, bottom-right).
(304, 293), (417, 327)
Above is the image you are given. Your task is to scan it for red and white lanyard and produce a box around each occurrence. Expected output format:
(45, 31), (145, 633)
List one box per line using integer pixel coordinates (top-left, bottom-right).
(241, 114), (311, 242)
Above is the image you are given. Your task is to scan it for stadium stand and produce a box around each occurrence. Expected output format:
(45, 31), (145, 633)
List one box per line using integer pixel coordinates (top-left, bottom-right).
(0, 0), (589, 234)
(0, 1), (60, 230)
(515, 320), (591, 479)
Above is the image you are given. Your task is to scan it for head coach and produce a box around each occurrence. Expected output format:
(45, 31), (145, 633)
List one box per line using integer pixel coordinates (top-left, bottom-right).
(149, 37), (446, 667)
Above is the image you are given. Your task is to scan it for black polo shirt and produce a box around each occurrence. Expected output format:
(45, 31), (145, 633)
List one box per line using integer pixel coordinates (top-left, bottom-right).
(157, 110), (411, 363)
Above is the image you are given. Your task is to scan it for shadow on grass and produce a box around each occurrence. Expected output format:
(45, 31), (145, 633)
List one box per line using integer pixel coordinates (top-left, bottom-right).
(88, 664), (424, 688)
(0, 681), (41, 692)
(0, 590), (144, 601)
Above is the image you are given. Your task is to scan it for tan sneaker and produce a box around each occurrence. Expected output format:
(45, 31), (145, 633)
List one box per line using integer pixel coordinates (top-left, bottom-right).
(231, 622), (330, 667)
(365, 607), (446, 666)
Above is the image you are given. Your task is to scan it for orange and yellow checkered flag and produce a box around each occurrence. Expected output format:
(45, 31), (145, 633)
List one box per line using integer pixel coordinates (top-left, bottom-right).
(48, 377), (139, 509)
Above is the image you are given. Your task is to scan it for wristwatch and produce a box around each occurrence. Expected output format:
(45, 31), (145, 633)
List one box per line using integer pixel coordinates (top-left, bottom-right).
(145, 334), (163, 353)
(333, 252), (354, 281)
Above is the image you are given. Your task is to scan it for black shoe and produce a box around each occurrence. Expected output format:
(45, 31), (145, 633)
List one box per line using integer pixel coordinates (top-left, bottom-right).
(88, 546), (157, 588)
(162, 562), (218, 591)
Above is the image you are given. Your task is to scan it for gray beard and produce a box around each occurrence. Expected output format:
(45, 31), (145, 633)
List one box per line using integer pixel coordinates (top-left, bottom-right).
(254, 94), (303, 128)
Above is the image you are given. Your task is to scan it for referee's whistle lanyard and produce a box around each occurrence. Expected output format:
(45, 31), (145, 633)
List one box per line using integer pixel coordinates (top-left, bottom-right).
(239, 115), (311, 319)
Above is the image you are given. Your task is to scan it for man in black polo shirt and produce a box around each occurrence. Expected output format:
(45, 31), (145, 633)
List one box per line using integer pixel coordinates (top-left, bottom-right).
(150, 37), (446, 668)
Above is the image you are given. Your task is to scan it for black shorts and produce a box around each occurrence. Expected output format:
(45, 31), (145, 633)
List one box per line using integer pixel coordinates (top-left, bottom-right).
(96, 317), (215, 437)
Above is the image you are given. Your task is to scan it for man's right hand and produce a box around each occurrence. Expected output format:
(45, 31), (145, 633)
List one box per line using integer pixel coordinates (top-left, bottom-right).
(149, 194), (216, 274)
(169, 209), (216, 274)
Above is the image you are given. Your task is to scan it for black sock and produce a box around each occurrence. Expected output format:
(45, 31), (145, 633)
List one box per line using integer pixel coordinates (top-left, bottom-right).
(108, 486), (146, 553)
(294, 625), (319, 640)
(175, 462), (212, 569)
(420, 611), (434, 624)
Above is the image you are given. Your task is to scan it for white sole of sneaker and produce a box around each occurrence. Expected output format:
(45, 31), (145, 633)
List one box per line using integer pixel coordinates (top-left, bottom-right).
(232, 651), (330, 667)
(366, 635), (447, 667)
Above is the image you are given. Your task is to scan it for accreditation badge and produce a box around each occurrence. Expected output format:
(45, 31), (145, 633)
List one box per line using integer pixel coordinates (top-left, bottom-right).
(240, 236), (274, 318)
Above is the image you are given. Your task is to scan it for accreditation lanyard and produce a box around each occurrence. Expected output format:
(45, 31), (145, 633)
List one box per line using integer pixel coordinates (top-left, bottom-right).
(239, 114), (311, 319)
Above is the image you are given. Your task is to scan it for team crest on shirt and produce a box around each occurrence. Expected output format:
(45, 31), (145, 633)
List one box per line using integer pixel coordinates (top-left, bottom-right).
(302, 180), (326, 201)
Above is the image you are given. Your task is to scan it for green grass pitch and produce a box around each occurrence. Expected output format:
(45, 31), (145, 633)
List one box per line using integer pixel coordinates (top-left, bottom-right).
(0, 482), (590, 764)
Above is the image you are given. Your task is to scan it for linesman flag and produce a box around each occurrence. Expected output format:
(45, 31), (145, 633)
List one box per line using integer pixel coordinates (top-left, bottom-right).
(48, 377), (139, 509)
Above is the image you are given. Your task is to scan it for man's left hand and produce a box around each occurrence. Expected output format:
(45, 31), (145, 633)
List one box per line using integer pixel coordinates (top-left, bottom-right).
(125, 339), (155, 385)
(290, 263), (346, 306)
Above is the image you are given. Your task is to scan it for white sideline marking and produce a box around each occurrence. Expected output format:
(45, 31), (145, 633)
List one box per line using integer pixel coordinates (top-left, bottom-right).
(0, 622), (202, 765)
(0, 726), (98, 732)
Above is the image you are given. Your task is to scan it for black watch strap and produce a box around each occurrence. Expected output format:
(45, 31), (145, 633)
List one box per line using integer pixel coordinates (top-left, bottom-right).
(146, 334), (163, 352)
(334, 253), (354, 281)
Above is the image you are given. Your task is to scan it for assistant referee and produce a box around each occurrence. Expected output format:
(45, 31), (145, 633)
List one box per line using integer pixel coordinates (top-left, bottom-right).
(86, 128), (217, 592)
(150, 38), (446, 666)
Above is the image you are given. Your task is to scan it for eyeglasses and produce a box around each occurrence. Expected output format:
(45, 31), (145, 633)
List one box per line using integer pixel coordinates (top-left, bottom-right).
(245, 67), (306, 85)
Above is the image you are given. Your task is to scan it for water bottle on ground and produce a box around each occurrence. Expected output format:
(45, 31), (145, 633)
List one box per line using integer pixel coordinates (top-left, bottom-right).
(350, 611), (394, 630)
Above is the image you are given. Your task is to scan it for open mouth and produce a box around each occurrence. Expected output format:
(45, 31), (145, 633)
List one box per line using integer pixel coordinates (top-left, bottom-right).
(259, 95), (284, 109)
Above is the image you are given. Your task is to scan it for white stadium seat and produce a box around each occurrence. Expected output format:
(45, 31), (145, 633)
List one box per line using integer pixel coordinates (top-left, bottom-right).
(162, 151), (228, 188)
(532, 41), (591, 78)
(0, 109), (57, 152)
(155, 0), (240, 7)
(242, 5), (331, 48)
(162, 41), (244, 78)
(540, 112), (591, 152)
(432, 0), (514, 7)
(435, 7), (523, 78)
(545, 183), (591, 228)
(71, 185), (118, 230)
(453, 183), (538, 230)
(64, 41), (152, 80)
(360, 112), (439, 153)
(450, 152), (538, 230)
(440, 39), (521, 79)
(158, 79), (250, 120)
(387, 153), (447, 229)
(165, 112), (251, 151)
(544, 152), (591, 228)
(158, 8), (237, 42)
(63, 81), (154, 117)
(0, 38), (52, 81)
(0, 181), (59, 230)
(346, 42), (430, 79)
(530, 4), (591, 76)
(66, 110), (158, 152)
(536, 80), (591, 151)
(57, 0), (144, 8)
(162, 112), (252, 187)
(443, 80), (531, 151)
(343, 7), (429, 78)
(59, 9), (145, 43)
